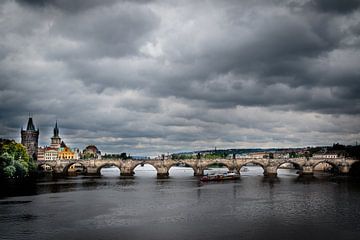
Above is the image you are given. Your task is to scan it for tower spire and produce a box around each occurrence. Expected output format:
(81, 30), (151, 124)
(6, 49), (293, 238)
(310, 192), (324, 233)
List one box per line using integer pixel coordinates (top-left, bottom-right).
(51, 120), (61, 148)
(53, 121), (59, 137)
(26, 116), (36, 131)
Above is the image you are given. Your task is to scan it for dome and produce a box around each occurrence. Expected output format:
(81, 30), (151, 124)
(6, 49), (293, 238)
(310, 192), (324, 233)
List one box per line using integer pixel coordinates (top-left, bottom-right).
(83, 145), (100, 154)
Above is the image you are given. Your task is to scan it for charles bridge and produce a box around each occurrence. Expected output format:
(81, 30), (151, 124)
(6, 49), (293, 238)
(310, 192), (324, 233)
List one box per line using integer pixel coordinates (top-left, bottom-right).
(37, 157), (359, 178)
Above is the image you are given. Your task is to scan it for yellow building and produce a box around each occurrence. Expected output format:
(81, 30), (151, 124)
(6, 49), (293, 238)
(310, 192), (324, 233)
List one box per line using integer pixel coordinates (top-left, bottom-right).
(58, 141), (75, 160)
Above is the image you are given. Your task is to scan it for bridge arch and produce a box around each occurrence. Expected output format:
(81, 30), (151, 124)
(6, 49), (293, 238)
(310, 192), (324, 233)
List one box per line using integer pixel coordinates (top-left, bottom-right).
(276, 161), (301, 176)
(204, 162), (231, 170)
(96, 163), (122, 175)
(239, 161), (266, 170)
(63, 161), (87, 175)
(239, 161), (266, 175)
(276, 161), (301, 170)
(38, 163), (53, 172)
(131, 162), (159, 175)
(167, 161), (196, 176)
(312, 160), (339, 173)
(203, 162), (231, 175)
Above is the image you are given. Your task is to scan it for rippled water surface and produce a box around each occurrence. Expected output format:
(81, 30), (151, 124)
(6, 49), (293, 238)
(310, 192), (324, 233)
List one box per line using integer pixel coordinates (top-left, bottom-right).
(1, 166), (360, 240)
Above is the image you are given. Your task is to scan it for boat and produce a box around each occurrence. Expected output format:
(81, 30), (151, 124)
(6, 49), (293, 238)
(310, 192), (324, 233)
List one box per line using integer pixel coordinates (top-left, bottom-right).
(200, 172), (240, 181)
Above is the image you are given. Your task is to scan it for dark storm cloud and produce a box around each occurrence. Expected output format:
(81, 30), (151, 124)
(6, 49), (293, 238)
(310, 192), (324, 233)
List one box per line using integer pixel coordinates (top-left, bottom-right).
(16, 0), (119, 13)
(310, 0), (360, 14)
(139, 1), (360, 115)
(1, 0), (360, 154)
(48, 3), (160, 59)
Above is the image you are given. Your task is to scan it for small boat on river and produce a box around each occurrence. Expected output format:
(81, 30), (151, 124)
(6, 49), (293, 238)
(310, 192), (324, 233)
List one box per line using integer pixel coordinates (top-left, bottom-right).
(200, 172), (240, 182)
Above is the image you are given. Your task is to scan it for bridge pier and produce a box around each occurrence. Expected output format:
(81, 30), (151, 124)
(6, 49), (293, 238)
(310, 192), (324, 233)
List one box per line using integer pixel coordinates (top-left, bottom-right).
(119, 160), (136, 177)
(264, 166), (277, 177)
(228, 166), (238, 174)
(194, 167), (204, 176)
(86, 167), (99, 176)
(301, 165), (313, 176)
(120, 173), (134, 179)
(157, 166), (169, 179)
(339, 163), (350, 175)
(157, 173), (169, 179)
(120, 171), (134, 177)
(120, 166), (134, 177)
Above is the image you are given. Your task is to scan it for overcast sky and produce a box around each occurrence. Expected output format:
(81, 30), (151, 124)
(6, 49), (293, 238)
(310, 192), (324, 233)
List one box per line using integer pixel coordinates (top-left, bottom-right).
(1, 0), (360, 155)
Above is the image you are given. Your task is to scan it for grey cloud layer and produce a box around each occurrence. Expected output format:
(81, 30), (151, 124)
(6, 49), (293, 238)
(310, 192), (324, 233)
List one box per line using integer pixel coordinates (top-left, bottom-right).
(1, 0), (359, 155)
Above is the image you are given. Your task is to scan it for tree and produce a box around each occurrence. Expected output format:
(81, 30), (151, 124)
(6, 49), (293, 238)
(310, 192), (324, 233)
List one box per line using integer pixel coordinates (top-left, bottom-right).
(120, 152), (127, 159)
(82, 152), (95, 159)
(0, 139), (35, 179)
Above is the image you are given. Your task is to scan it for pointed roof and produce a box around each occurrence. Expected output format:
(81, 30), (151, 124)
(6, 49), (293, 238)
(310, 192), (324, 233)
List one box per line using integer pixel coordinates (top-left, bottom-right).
(26, 117), (36, 131)
(60, 141), (67, 148)
(53, 121), (59, 137)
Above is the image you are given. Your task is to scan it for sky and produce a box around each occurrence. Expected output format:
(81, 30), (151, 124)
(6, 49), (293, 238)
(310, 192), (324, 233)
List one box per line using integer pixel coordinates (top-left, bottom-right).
(0, 0), (360, 156)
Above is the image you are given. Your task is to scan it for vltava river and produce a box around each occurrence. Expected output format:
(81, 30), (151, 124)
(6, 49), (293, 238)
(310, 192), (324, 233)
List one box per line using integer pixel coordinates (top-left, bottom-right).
(1, 166), (360, 240)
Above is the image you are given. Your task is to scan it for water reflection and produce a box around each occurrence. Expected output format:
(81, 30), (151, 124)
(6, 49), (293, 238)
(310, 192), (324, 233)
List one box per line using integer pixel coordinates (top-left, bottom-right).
(277, 168), (299, 177)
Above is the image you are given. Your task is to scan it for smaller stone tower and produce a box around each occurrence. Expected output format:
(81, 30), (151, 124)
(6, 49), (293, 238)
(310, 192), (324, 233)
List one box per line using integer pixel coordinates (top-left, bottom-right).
(21, 116), (39, 160)
(50, 121), (61, 149)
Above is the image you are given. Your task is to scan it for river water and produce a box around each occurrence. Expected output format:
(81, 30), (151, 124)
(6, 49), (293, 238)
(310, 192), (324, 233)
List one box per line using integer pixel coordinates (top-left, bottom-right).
(1, 166), (360, 240)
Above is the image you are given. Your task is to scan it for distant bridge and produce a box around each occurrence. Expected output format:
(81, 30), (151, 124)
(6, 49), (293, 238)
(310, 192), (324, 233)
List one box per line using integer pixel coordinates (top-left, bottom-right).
(37, 157), (360, 178)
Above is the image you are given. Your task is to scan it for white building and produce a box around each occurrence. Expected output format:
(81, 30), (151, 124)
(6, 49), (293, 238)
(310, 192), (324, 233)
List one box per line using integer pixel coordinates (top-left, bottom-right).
(313, 153), (338, 159)
(44, 147), (58, 161)
(273, 153), (290, 159)
(73, 148), (81, 160)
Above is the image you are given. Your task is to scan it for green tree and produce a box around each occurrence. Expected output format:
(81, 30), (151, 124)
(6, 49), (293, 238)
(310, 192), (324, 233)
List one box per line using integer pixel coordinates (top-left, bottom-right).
(82, 152), (95, 159)
(0, 139), (34, 179)
(120, 152), (127, 159)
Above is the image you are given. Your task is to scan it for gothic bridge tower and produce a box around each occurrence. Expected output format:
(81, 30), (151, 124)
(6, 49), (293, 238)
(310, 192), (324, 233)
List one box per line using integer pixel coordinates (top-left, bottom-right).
(21, 116), (39, 160)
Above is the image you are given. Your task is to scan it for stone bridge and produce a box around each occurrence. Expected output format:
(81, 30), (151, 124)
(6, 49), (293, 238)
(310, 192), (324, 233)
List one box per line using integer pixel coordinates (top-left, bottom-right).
(37, 157), (359, 178)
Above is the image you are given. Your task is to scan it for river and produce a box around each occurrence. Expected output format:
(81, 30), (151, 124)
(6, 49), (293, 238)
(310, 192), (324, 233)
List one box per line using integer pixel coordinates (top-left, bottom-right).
(1, 166), (360, 240)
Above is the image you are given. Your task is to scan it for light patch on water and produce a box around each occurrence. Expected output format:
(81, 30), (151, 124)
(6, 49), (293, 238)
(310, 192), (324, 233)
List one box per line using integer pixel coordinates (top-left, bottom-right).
(240, 166), (264, 176)
(100, 167), (121, 177)
(134, 164), (157, 177)
(168, 166), (194, 177)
